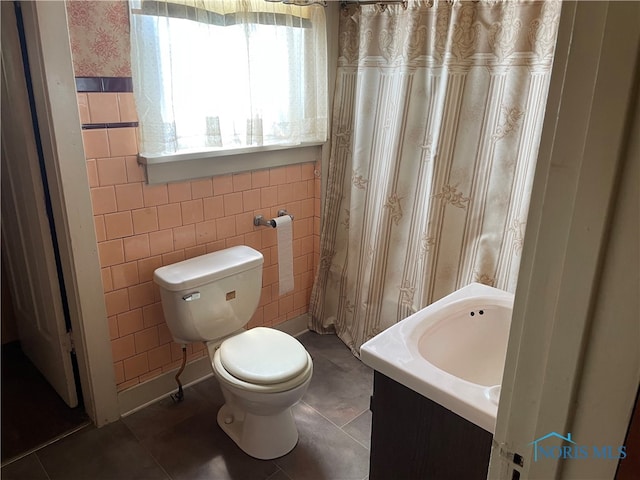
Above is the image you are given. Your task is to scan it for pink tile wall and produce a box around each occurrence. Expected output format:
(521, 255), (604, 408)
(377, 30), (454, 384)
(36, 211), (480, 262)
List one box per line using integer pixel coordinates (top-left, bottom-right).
(80, 92), (320, 392)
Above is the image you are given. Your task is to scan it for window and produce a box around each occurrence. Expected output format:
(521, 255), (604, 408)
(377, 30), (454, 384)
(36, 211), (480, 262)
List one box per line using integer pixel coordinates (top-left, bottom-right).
(129, 0), (327, 168)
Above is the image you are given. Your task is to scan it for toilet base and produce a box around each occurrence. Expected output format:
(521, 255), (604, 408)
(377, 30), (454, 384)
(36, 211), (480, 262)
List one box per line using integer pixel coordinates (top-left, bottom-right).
(217, 403), (299, 460)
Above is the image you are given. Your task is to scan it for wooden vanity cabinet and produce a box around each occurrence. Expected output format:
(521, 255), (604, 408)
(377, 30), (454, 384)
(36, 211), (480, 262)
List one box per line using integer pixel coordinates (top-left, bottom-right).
(369, 371), (493, 480)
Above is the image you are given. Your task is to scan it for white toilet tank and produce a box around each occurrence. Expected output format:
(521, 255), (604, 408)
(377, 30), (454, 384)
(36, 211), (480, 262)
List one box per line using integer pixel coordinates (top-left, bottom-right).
(153, 246), (264, 344)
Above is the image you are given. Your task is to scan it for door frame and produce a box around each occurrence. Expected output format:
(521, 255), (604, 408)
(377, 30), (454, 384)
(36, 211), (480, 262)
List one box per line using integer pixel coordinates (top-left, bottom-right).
(489, 2), (640, 479)
(16, 1), (119, 426)
(2, 0), (78, 407)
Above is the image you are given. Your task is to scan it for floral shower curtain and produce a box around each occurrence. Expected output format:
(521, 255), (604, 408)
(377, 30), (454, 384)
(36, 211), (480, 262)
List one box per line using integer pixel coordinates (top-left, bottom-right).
(310, 0), (561, 353)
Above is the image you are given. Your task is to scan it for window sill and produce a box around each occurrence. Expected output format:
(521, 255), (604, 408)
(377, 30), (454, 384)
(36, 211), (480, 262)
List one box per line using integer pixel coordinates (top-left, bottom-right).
(139, 142), (325, 184)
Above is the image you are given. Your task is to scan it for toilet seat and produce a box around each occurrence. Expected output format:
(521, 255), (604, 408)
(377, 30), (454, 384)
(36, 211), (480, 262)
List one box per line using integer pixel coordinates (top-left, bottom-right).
(220, 327), (309, 384)
(211, 328), (313, 393)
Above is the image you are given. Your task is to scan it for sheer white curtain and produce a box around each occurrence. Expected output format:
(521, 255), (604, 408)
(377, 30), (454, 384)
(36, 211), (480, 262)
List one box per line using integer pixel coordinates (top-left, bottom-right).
(129, 0), (327, 156)
(310, 0), (561, 353)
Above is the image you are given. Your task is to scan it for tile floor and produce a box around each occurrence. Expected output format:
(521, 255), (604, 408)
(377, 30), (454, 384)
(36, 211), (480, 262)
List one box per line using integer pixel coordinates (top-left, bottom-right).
(1, 332), (373, 480)
(1, 342), (90, 461)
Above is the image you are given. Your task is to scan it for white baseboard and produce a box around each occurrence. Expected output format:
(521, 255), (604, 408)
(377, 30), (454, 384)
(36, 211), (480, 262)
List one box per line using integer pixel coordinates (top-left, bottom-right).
(117, 314), (310, 417)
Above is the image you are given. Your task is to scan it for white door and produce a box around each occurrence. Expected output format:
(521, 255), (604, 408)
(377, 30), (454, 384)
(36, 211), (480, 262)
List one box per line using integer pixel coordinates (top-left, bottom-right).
(1, 1), (78, 408)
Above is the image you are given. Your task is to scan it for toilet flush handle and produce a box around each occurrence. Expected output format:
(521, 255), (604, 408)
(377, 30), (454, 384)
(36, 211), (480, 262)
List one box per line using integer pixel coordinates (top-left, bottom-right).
(182, 292), (201, 302)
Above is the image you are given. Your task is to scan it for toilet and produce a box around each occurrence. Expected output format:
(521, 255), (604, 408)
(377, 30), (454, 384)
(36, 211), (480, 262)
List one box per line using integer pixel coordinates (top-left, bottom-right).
(153, 245), (313, 460)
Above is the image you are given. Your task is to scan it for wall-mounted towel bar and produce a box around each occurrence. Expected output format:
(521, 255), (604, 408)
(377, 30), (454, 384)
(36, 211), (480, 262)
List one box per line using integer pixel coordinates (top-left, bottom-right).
(254, 210), (294, 228)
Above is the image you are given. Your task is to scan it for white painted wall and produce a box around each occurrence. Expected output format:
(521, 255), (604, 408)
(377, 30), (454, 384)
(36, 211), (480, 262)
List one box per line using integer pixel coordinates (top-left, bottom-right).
(489, 2), (640, 479)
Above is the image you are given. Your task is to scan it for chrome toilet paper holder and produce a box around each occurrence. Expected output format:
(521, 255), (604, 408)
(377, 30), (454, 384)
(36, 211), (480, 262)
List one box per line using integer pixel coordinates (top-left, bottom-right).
(253, 210), (294, 228)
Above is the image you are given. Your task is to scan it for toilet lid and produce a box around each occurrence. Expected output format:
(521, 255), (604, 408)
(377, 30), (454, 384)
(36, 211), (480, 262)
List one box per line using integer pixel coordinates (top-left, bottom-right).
(219, 327), (309, 385)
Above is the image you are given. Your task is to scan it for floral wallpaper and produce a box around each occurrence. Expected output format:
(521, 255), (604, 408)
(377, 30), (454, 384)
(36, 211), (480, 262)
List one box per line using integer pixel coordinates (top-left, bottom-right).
(66, 0), (131, 77)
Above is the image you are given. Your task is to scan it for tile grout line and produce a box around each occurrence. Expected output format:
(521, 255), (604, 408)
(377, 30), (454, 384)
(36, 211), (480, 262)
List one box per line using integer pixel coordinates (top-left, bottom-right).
(340, 407), (373, 453)
(34, 453), (52, 480)
(298, 399), (371, 452)
(1, 421), (92, 469)
(302, 342), (374, 452)
(120, 419), (173, 480)
(266, 465), (293, 480)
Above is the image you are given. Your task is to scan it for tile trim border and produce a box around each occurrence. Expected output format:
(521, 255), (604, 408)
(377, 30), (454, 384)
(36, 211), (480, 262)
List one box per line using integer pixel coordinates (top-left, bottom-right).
(82, 122), (139, 130)
(76, 76), (133, 93)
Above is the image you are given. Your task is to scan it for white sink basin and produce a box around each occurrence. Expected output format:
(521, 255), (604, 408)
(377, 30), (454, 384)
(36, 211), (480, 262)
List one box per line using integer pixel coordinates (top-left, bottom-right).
(360, 283), (514, 433)
(418, 302), (512, 386)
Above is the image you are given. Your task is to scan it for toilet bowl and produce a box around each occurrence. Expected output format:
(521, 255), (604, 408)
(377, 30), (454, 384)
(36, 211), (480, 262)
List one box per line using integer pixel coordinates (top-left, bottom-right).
(153, 246), (313, 459)
(209, 327), (313, 459)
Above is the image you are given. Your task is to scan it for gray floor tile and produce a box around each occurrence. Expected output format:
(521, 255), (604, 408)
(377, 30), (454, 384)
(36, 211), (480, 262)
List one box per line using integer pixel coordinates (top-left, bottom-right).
(187, 375), (226, 407)
(276, 402), (369, 480)
(122, 383), (212, 441)
(36, 421), (168, 480)
(266, 467), (293, 480)
(140, 407), (278, 480)
(0, 453), (49, 480)
(342, 410), (372, 450)
(301, 351), (373, 428)
(297, 332), (360, 370)
(22, 332), (374, 480)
